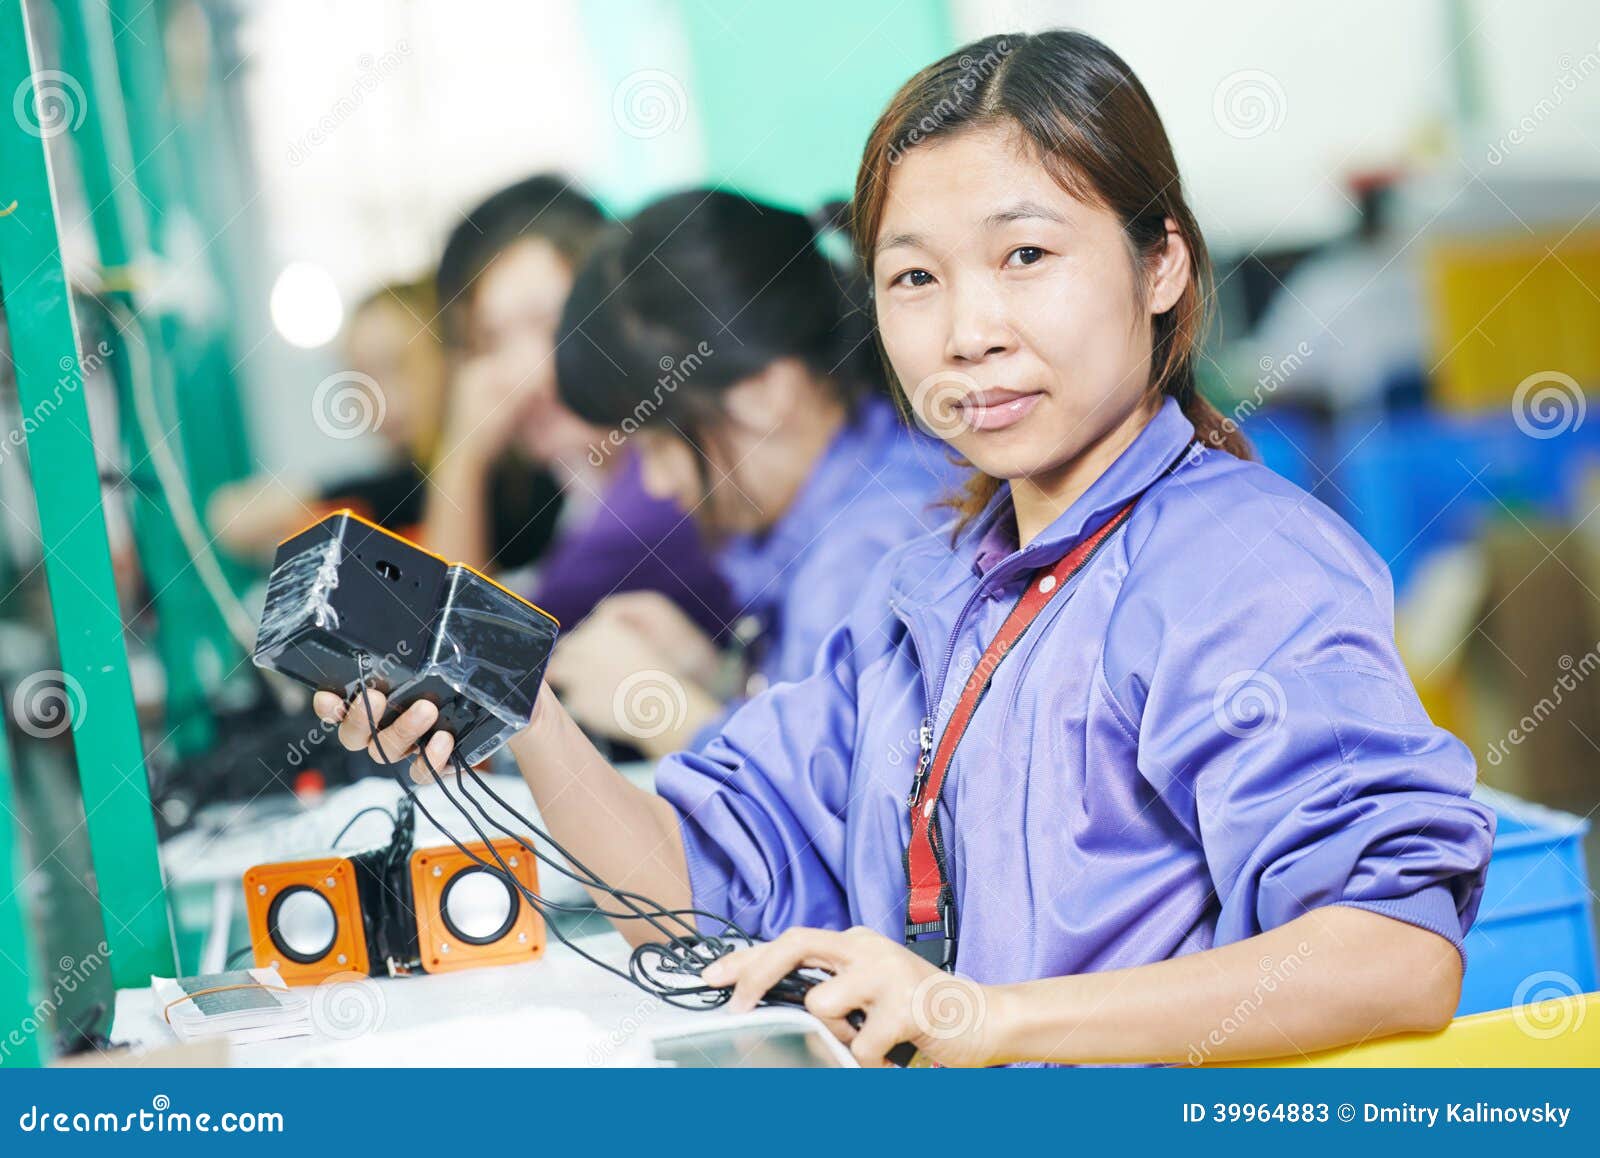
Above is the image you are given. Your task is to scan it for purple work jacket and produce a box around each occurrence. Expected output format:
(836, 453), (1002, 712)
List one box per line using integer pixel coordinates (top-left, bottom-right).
(656, 397), (1495, 984)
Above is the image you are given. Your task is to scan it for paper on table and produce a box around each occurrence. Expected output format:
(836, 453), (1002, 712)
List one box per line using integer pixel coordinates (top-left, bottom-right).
(152, 968), (313, 1045)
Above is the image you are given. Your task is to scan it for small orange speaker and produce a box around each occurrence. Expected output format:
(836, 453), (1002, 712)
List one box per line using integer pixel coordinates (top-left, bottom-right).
(244, 855), (374, 984)
(410, 839), (545, 974)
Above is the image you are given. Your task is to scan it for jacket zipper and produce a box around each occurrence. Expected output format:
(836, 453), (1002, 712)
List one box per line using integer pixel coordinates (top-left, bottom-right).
(902, 520), (1130, 805)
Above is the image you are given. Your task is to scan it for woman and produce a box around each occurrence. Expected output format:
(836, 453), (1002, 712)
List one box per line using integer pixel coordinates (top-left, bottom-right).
(542, 190), (957, 755)
(320, 31), (1493, 1067)
(423, 175), (732, 635)
(209, 279), (450, 555)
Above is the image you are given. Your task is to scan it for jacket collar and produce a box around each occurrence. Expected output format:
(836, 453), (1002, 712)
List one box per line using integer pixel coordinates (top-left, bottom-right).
(892, 397), (1197, 601)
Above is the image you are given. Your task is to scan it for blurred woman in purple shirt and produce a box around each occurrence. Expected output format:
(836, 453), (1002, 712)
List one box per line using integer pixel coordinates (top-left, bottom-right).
(324, 31), (1494, 1067)
(540, 191), (956, 754)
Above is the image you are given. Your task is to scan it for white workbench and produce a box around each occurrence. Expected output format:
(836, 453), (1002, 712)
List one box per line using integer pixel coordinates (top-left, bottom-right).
(109, 931), (845, 1067)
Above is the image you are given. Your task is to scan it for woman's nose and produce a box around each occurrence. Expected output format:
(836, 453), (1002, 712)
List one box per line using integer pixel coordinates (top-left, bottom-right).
(943, 280), (1015, 363)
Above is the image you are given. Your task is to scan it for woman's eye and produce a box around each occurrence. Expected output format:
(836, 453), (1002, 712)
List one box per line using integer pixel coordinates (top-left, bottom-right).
(892, 268), (935, 289)
(1005, 246), (1046, 268)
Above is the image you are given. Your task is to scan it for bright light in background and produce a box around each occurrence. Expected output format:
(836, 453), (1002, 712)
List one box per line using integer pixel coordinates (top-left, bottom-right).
(269, 261), (344, 348)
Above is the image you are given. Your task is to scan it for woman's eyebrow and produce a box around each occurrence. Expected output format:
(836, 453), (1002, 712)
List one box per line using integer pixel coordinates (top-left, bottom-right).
(875, 229), (925, 256)
(984, 200), (1067, 228)
(875, 200), (1066, 257)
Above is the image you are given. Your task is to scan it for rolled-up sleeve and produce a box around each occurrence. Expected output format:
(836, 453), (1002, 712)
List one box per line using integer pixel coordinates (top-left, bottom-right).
(654, 618), (862, 939)
(1106, 480), (1496, 959)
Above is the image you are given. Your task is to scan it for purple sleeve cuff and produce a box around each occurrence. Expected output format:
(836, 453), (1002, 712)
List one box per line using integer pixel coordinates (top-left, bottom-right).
(1334, 882), (1471, 968)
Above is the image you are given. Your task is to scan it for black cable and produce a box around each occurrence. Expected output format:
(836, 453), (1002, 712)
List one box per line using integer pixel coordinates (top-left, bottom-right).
(226, 945), (254, 968)
(444, 759), (756, 1003)
(351, 670), (740, 1008)
(453, 757), (739, 947)
(330, 805), (397, 848)
(458, 761), (749, 941)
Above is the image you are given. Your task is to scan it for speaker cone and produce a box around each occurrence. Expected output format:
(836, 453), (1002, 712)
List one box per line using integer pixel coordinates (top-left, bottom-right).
(440, 866), (519, 945)
(267, 884), (339, 964)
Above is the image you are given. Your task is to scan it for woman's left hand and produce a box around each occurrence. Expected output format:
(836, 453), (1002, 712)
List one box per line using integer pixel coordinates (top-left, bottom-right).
(702, 926), (1003, 1068)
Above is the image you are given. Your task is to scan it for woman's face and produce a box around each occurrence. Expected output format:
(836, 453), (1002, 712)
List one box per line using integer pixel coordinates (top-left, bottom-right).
(345, 299), (445, 455)
(872, 124), (1185, 487)
(631, 411), (774, 538)
(630, 359), (824, 537)
(468, 237), (602, 463)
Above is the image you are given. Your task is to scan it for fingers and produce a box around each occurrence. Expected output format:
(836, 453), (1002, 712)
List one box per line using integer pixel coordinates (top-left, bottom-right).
(336, 687), (386, 751)
(804, 973), (875, 1024)
(815, 1015), (858, 1045)
(849, 1013), (904, 1069)
(366, 699), (439, 765)
(409, 730), (456, 785)
(332, 686), (439, 765)
(704, 928), (853, 1014)
(313, 691), (347, 725)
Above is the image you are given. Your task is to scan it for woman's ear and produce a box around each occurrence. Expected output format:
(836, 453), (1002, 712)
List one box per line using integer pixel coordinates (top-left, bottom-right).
(1147, 217), (1191, 317)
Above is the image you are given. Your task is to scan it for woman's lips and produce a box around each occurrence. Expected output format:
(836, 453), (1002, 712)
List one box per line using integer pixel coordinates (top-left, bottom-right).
(960, 388), (1044, 432)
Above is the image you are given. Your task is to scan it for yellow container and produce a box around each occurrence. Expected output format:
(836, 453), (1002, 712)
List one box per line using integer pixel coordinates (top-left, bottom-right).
(1237, 992), (1600, 1067)
(1424, 229), (1600, 410)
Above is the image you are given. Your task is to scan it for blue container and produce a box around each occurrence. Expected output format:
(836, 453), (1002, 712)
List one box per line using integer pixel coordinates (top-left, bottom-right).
(1334, 411), (1600, 593)
(1459, 786), (1597, 1015)
(1239, 409), (1323, 496)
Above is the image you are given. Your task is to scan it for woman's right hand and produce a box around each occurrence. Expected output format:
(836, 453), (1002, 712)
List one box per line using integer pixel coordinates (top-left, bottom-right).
(437, 352), (536, 465)
(313, 689), (457, 784)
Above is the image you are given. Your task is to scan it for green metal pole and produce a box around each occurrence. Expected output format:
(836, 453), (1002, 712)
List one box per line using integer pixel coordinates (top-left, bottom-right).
(0, 726), (44, 1068)
(55, 0), (220, 757)
(0, 0), (176, 988)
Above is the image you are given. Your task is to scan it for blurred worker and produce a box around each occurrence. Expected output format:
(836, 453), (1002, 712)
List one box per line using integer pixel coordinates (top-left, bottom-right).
(208, 278), (477, 555)
(326, 31), (1493, 1068)
(541, 189), (958, 755)
(422, 175), (733, 637)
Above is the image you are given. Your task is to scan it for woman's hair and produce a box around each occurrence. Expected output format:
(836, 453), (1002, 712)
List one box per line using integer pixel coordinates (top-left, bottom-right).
(851, 30), (1250, 527)
(435, 174), (608, 349)
(352, 277), (439, 341)
(554, 189), (877, 451)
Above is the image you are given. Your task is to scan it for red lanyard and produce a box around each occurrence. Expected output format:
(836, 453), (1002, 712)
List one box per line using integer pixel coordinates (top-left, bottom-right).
(902, 499), (1139, 969)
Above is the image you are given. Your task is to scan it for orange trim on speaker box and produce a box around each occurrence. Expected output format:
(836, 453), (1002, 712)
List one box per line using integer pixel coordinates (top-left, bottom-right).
(276, 508), (559, 626)
(243, 856), (370, 985)
(410, 840), (545, 974)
